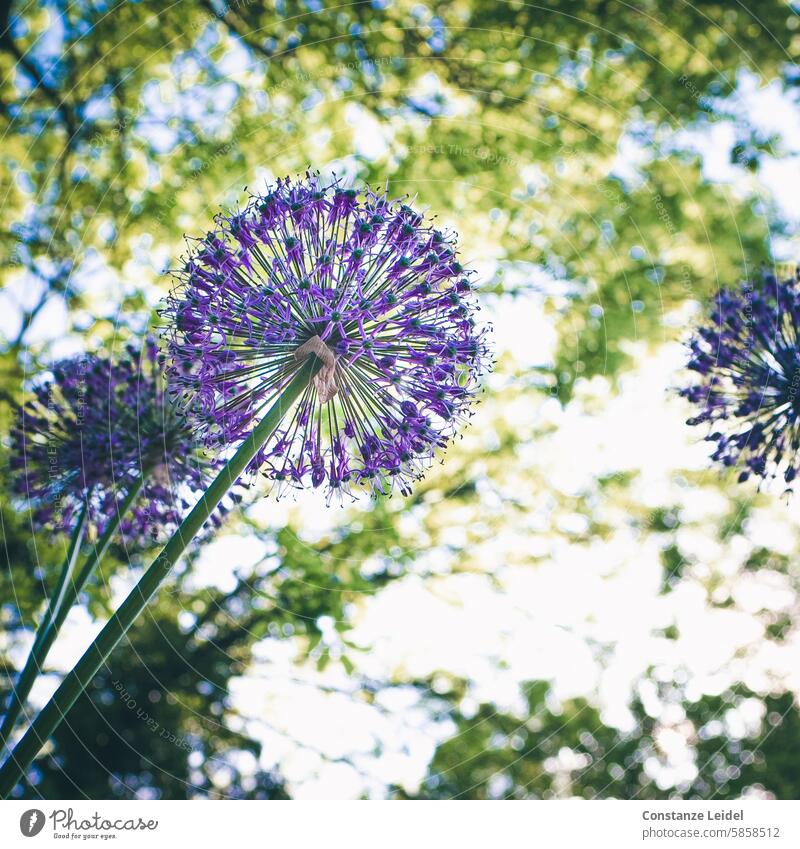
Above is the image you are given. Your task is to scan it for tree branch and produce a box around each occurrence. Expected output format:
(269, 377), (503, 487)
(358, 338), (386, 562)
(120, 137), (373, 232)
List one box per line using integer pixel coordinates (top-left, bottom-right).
(0, 24), (79, 143)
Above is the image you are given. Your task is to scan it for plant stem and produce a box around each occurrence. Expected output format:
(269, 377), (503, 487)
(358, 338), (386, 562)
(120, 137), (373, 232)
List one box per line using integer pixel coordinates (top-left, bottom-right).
(0, 355), (320, 797)
(0, 501), (89, 752)
(0, 479), (145, 753)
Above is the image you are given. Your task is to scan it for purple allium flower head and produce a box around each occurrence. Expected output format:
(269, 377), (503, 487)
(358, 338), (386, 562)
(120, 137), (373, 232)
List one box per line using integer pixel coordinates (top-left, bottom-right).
(9, 338), (237, 542)
(162, 173), (491, 500)
(681, 272), (800, 487)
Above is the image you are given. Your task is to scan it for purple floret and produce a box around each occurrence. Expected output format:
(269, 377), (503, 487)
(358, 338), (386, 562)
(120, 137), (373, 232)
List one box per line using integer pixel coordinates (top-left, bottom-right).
(681, 273), (800, 487)
(9, 338), (237, 543)
(162, 173), (491, 500)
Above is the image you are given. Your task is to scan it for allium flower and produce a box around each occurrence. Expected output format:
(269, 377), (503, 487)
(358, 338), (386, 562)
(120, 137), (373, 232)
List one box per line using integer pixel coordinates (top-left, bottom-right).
(681, 273), (800, 486)
(10, 338), (234, 542)
(162, 173), (491, 499)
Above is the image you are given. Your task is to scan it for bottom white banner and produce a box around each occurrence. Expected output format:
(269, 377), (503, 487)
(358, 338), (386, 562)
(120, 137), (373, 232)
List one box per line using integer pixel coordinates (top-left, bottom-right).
(0, 800), (797, 848)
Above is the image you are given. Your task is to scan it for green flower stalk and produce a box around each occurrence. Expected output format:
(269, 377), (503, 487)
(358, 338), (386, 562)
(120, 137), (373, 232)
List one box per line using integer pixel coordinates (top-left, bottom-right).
(0, 499), (90, 753)
(0, 481), (144, 754)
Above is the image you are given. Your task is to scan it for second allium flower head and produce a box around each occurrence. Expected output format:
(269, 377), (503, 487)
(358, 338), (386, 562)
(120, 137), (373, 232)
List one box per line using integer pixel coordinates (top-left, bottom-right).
(163, 174), (491, 499)
(10, 339), (233, 541)
(682, 272), (800, 487)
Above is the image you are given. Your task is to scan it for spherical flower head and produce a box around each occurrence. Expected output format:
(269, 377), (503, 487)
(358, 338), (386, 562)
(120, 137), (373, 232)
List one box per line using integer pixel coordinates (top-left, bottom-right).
(162, 173), (492, 500)
(681, 273), (800, 487)
(9, 338), (237, 543)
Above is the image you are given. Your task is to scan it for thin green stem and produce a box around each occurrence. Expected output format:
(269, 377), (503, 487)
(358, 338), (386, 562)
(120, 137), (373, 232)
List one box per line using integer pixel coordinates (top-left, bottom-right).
(34, 503), (91, 656)
(0, 500), (89, 753)
(0, 356), (321, 797)
(0, 478), (146, 754)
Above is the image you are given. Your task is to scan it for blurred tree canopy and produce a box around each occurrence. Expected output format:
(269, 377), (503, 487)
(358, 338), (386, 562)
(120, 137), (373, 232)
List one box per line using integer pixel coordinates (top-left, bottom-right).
(2, 0), (800, 799)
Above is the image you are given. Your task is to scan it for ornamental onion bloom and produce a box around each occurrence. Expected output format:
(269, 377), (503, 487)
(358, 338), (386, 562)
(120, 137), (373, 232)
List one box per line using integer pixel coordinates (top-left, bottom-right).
(162, 173), (491, 500)
(9, 338), (235, 542)
(681, 273), (800, 486)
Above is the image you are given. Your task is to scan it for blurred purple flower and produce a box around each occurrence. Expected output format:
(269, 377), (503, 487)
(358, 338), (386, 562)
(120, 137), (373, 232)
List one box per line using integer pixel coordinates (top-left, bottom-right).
(681, 272), (800, 487)
(162, 173), (491, 500)
(9, 338), (236, 543)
